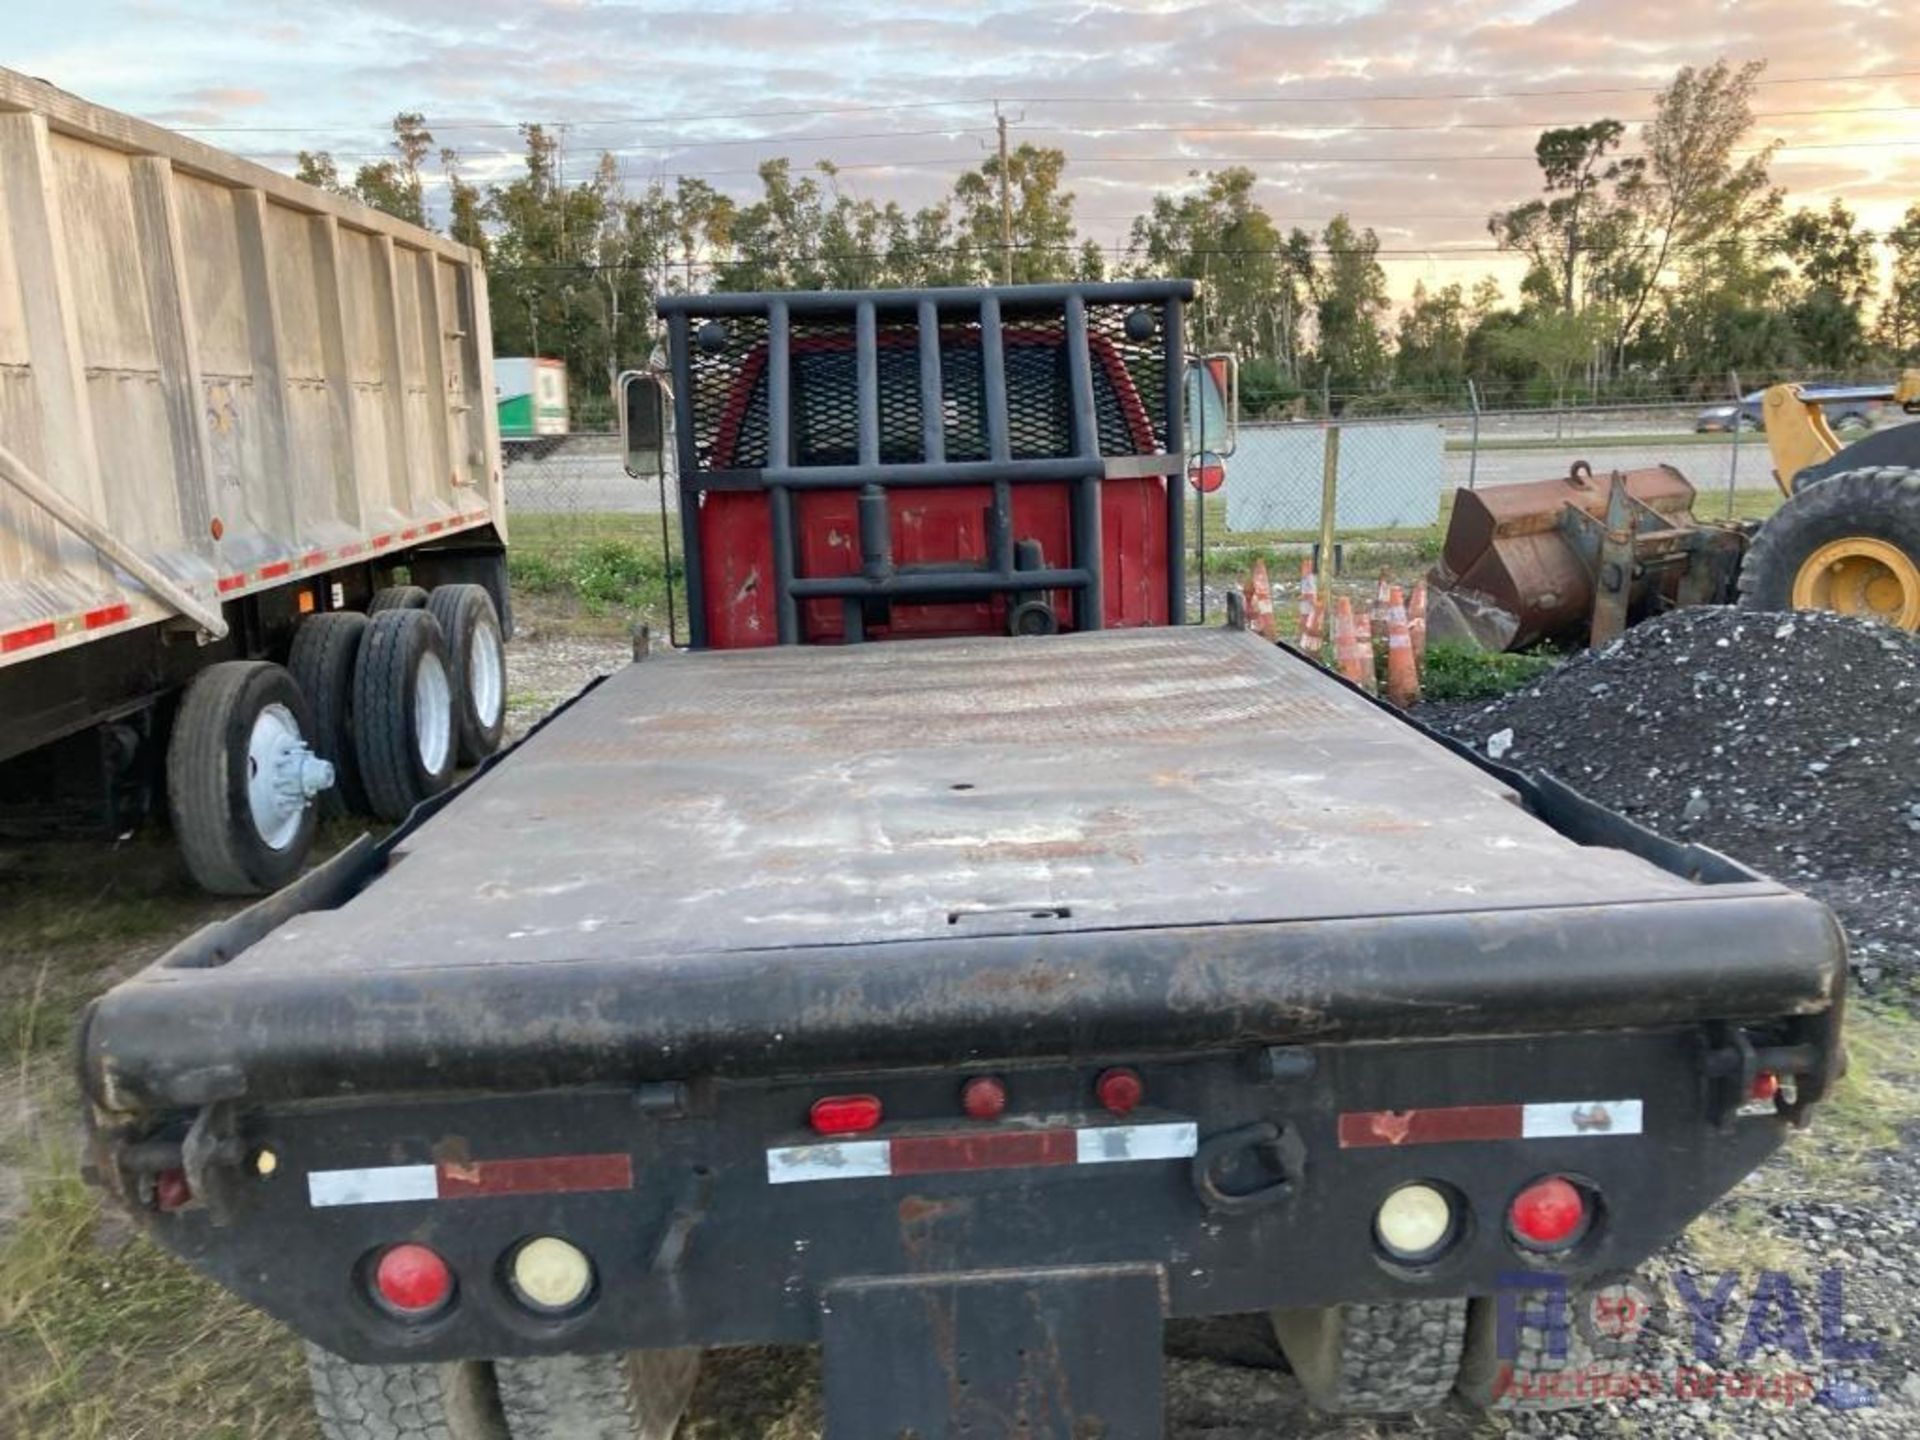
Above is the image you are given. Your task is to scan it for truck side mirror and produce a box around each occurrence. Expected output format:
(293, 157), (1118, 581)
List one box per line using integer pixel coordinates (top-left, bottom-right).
(618, 370), (670, 478)
(1186, 353), (1239, 458)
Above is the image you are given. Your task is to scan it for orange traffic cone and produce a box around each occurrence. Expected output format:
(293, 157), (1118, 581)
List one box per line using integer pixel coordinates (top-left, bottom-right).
(1333, 597), (1371, 687)
(1301, 595), (1326, 659)
(1350, 597), (1377, 692)
(1409, 578), (1429, 666)
(1247, 558), (1277, 640)
(1298, 557), (1319, 635)
(1372, 572), (1391, 636)
(1385, 584), (1420, 708)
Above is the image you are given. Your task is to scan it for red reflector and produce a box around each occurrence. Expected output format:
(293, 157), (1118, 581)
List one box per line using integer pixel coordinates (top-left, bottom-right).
(810, 1094), (883, 1135)
(961, 1076), (1007, 1120)
(1749, 1072), (1780, 1102)
(373, 1243), (453, 1316)
(892, 1129), (1075, 1175)
(1095, 1067), (1144, 1117)
(1509, 1177), (1586, 1248)
(153, 1168), (191, 1212)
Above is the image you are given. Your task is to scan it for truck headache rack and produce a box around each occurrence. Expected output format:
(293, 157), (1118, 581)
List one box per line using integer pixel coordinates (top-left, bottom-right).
(657, 281), (1194, 647)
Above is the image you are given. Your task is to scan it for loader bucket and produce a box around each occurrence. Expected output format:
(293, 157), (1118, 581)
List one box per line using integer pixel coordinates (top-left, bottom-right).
(1427, 465), (1729, 652)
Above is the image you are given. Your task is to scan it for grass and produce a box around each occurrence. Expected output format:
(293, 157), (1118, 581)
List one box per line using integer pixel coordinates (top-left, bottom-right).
(506, 513), (684, 633)
(1418, 641), (1562, 702)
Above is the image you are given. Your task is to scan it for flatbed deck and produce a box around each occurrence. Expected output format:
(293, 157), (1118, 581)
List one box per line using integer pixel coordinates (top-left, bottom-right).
(259, 625), (1761, 971)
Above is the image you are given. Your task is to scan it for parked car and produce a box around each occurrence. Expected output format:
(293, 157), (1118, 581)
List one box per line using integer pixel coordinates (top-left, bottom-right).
(1696, 386), (1878, 434)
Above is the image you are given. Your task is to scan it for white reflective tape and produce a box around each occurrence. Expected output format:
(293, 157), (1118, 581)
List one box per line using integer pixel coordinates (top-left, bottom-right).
(1075, 1121), (1199, 1165)
(307, 1164), (439, 1208)
(767, 1140), (892, 1185)
(1521, 1100), (1643, 1139)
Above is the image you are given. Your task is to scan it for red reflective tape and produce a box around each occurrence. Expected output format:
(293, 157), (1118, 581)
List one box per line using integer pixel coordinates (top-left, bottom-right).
(434, 1153), (632, 1199)
(217, 574), (247, 593)
(371, 534), (394, 550)
(338, 543), (363, 559)
(888, 1129), (1076, 1176)
(302, 551), (327, 568)
(1338, 1104), (1523, 1149)
(424, 520), (444, 533)
(400, 528), (419, 540)
(83, 603), (131, 629)
(2, 621), (58, 653)
(258, 561), (292, 580)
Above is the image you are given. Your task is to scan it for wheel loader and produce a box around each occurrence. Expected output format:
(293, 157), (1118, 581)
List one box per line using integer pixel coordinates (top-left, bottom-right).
(1428, 370), (1920, 650)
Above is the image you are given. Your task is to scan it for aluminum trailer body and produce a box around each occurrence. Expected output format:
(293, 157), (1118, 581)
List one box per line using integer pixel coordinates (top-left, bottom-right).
(0, 69), (507, 876)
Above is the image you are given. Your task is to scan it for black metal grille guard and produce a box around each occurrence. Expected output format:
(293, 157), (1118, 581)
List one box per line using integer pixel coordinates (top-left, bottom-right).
(656, 281), (1196, 646)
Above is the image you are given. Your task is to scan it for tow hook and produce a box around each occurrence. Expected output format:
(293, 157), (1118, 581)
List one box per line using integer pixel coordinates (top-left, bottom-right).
(1699, 1023), (1827, 1130)
(1191, 1121), (1304, 1215)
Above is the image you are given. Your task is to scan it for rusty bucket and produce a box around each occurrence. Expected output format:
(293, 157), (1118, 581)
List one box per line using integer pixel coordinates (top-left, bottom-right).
(1427, 464), (1744, 651)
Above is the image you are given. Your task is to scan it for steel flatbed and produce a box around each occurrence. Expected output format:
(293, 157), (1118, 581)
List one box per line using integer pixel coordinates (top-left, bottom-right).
(87, 625), (1840, 1111)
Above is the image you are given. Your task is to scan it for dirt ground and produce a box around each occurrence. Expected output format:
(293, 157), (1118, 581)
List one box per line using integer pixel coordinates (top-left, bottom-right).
(5, 598), (1919, 1438)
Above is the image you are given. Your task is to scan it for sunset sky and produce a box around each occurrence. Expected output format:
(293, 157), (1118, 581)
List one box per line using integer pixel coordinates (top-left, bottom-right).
(12, 0), (1918, 300)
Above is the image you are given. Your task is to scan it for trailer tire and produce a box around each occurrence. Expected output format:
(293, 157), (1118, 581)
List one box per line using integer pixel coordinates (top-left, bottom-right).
(1737, 465), (1920, 630)
(167, 661), (327, 895)
(289, 612), (371, 816)
(370, 585), (431, 613)
(494, 1350), (701, 1440)
(1271, 1298), (1466, 1414)
(426, 584), (506, 763)
(353, 609), (458, 821)
(305, 1344), (508, 1440)
(1455, 1278), (1643, 1412)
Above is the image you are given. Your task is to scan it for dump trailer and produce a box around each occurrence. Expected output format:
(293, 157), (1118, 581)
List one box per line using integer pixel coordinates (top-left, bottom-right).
(83, 282), (1846, 1440)
(0, 70), (512, 892)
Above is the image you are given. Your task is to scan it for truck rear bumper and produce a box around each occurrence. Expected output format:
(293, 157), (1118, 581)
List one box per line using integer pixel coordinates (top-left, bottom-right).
(96, 1023), (1820, 1369)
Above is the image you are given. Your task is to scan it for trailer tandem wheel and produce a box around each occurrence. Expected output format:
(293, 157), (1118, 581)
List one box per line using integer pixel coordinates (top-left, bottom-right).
(1271, 1298), (1467, 1414)
(166, 661), (332, 895)
(352, 609), (458, 822)
(493, 1350), (702, 1440)
(305, 1345), (508, 1440)
(288, 612), (372, 817)
(426, 584), (507, 764)
(370, 585), (431, 613)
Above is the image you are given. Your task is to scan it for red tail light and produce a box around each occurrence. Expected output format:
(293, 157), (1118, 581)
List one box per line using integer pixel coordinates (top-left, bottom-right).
(1749, 1071), (1780, 1102)
(810, 1094), (883, 1135)
(372, 1243), (453, 1316)
(961, 1076), (1008, 1120)
(1509, 1177), (1587, 1249)
(1095, 1067), (1144, 1117)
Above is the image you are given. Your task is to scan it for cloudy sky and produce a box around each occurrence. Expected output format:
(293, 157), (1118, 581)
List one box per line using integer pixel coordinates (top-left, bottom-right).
(11, 0), (1918, 298)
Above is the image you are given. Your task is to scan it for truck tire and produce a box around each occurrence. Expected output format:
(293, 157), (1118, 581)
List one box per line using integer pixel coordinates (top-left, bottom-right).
(1271, 1298), (1466, 1414)
(371, 585), (431, 613)
(289, 612), (371, 817)
(1737, 465), (1920, 630)
(167, 661), (330, 895)
(426, 584), (507, 764)
(305, 1344), (508, 1440)
(494, 1350), (701, 1440)
(1455, 1280), (1636, 1412)
(353, 609), (458, 822)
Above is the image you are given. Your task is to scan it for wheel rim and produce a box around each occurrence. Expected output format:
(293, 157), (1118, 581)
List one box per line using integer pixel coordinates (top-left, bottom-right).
(1791, 537), (1920, 629)
(469, 622), (504, 729)
(415, 652), (453, 773)
(246, 702), (322, 850)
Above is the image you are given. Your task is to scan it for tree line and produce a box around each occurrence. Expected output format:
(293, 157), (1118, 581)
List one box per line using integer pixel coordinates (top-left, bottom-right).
(294, 59), (1920, 420)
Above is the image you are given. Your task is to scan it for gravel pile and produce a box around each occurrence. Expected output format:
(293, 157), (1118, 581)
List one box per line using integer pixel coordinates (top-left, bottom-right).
(1426, 606), (1920, 989)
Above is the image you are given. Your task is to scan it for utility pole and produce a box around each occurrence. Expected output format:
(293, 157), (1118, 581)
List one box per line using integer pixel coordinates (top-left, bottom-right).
(995, 103), (1013, 286)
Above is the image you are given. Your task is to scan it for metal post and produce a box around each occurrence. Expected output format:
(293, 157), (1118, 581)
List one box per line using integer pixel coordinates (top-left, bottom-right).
(1192, 356), (1209, 622)
(1724, 368), (1743, 520)
(767, 299), (798, 644)
(1466, 378), (1482, 492)
(1318, 424), (1341, 579)
(1163, 296), (1186, 625)
(1064, 294), (1103, 631)
(995, 105), (1013, 287)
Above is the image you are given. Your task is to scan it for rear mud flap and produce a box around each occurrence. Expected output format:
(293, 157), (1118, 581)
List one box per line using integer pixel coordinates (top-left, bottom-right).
(821, 1264), (1165, 1439)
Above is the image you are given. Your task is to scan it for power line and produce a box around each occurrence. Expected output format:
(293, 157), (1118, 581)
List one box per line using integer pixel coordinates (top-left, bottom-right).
(240, 137), (1920, 174)
(166, 65), (1920, 135)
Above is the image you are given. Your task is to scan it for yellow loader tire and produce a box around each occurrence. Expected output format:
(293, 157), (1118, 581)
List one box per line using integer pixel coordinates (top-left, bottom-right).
(1738, 466), (1920, 630)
